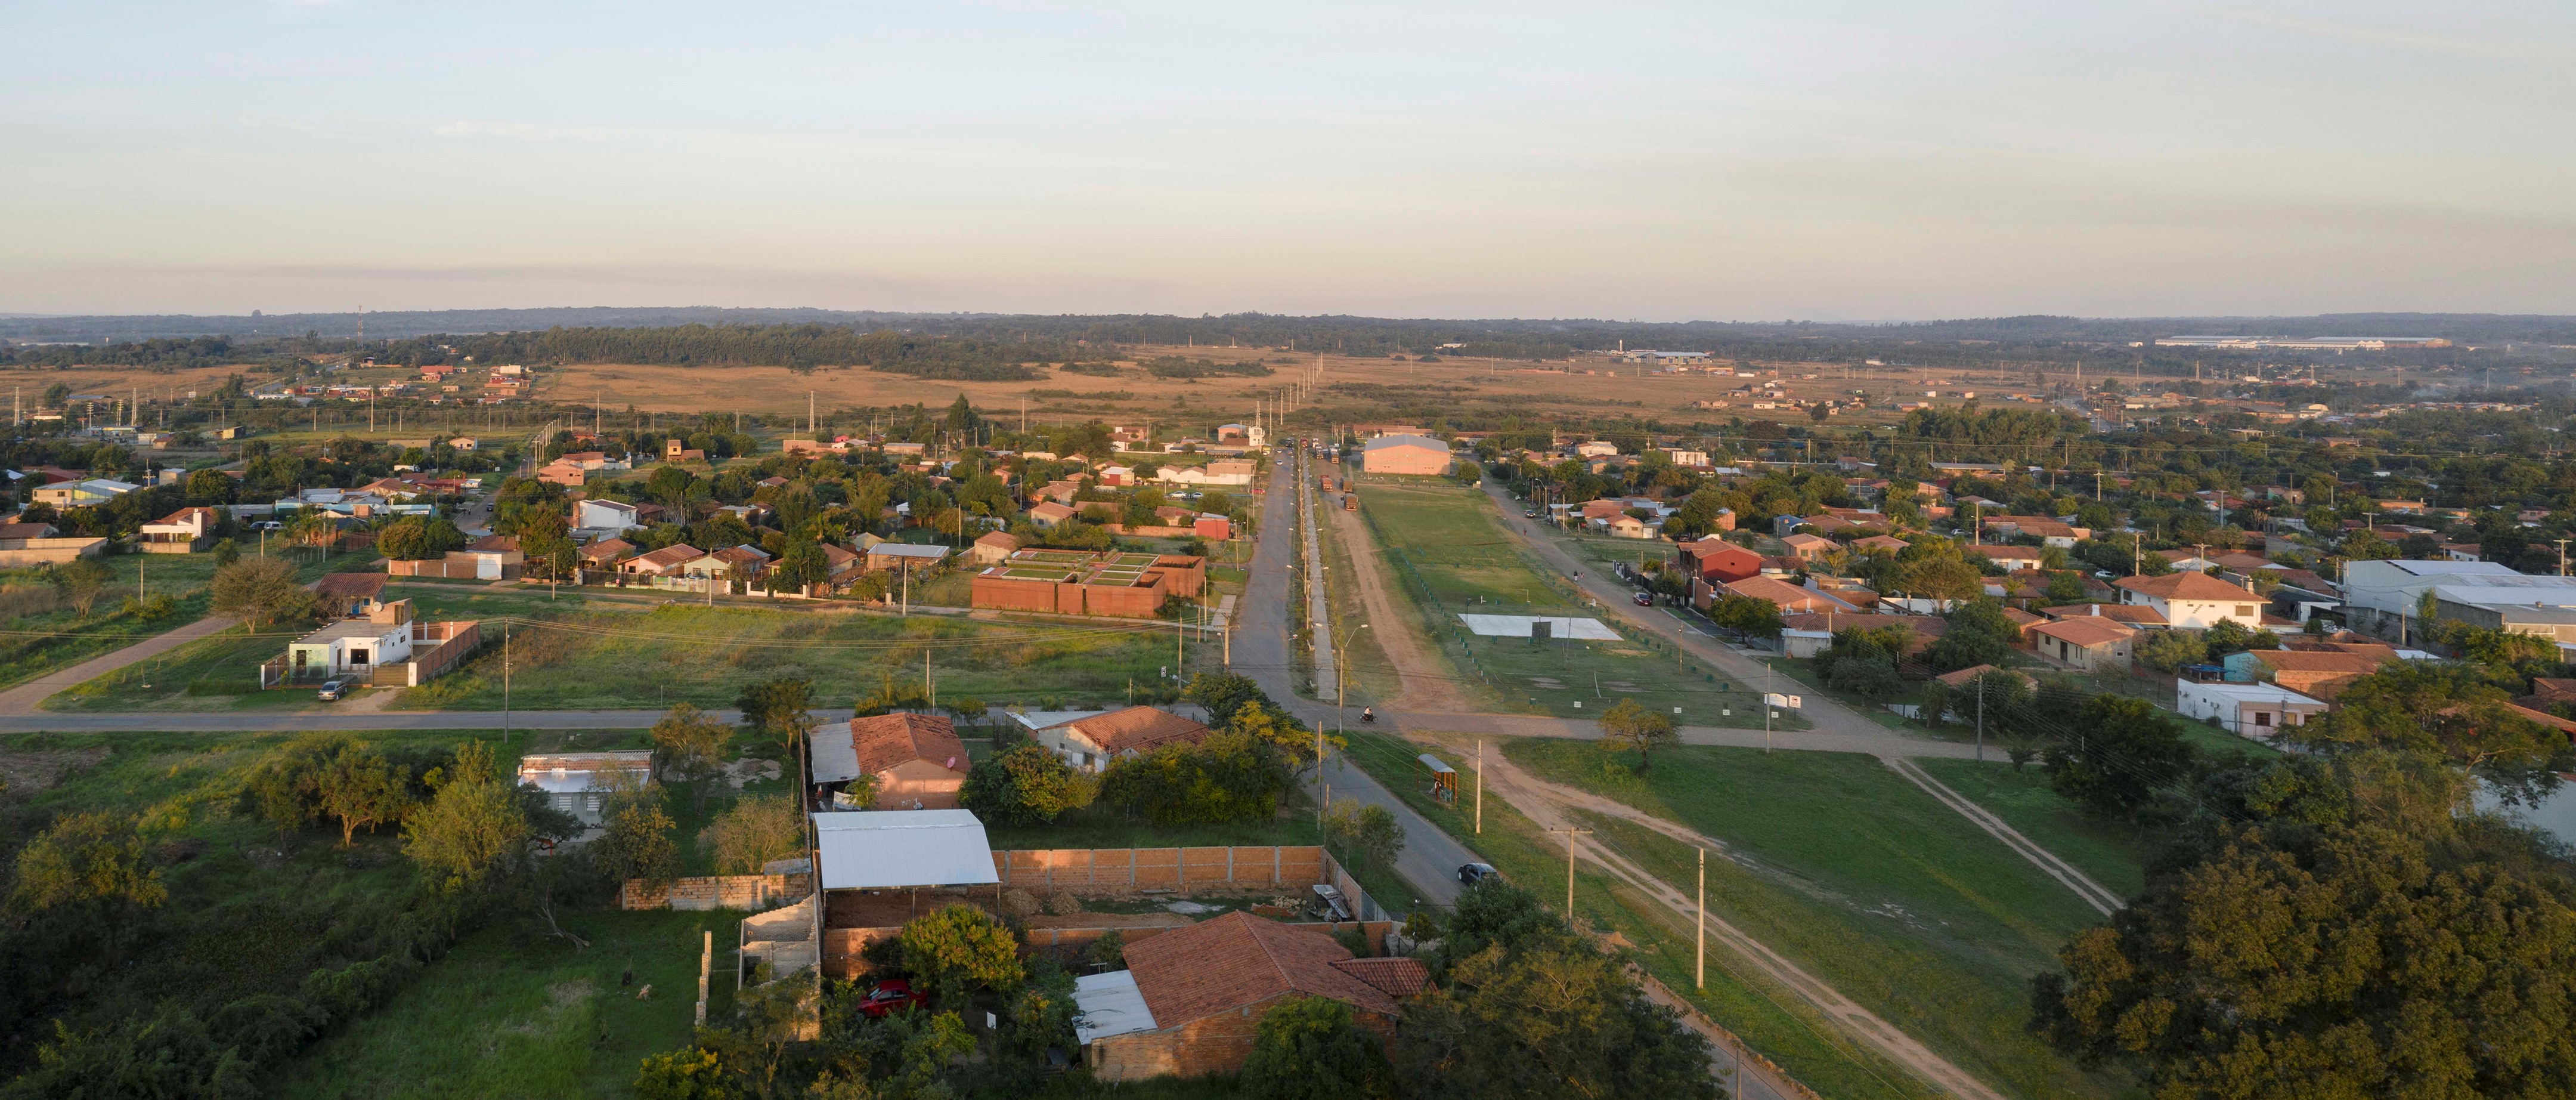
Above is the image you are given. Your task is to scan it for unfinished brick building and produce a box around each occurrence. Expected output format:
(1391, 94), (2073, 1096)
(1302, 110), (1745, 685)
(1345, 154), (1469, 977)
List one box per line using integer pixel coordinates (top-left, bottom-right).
(969, 549), (1206, 618)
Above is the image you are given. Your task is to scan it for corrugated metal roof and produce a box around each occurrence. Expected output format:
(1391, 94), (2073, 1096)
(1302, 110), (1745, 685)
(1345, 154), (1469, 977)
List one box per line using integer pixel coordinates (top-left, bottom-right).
(813, 809), (999, 889)
(1073, 971), (1159, 1044)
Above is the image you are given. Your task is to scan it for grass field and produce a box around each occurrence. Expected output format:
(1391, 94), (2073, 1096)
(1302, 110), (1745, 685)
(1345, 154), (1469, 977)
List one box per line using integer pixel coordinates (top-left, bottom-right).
(1912, 759), (2162, 900)
(44, 582), (1225, 713)
(1332, 729), (1948, 1100)
(0, 545), (379, 694)
(1347, 478), (1778, 727)
(1496, 739), (2128, 1100)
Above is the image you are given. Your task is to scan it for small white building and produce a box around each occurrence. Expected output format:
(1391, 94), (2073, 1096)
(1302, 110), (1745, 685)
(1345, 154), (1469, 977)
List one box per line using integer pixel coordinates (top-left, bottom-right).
(2176, 680), (2326, 740)
(576, 498), (642, 532)
(516, 750), (655, 824)
(286, 600), (419, 680)
(2112, 571), (2269, 631)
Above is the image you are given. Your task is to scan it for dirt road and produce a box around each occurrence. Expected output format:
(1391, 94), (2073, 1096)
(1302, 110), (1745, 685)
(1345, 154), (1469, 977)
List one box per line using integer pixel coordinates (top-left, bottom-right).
(1322, 490), (1474, 713)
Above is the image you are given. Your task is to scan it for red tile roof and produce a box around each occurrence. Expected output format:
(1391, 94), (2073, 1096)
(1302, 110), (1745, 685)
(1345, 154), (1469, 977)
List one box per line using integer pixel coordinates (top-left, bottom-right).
(2114, 571), (2263, 601)
(1122, 913), (1419, 1025)
(313, 573), (388, 599)
(2028, 616), (2135, 648)
(846, 713), (967, 777)
(1054, 707), (1211, 755)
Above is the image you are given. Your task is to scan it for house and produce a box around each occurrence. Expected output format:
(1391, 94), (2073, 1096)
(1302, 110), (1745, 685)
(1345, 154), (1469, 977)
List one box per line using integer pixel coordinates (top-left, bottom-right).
(812, 713), (969, 810)
(580, 537), (636, 570)
(386, 534), (525, 580)
(1098, 465), (1135, 487)
(534, 461), (588, 489)
(1606, 515), (1655, 539)
(1033, 480), (1083, 505)
(286, 598), (420, 681)
(32, 477), (138, 508)
(2039, 603), (2168, 629)
(1849, 534), (1911, 554)
(515, 751), (655, 825)
(1573, 440), (1620, 458)
(621, 543), (706, 578)
(862, 542), (950, 574)
(1027, 502), (1078, 529)
(970, 531), (1020, 565)
(1157, 460), (1257, 487)
(2026, 616), (2135, 672)
(1077, 912), (1427, 1080)
(664, 438), (707, 464)
(1778, 612), (1944, 659)
(1778, 533), (1836, 562)
(138, 506), (218, 553)
(1674, 537), (1761, 584)
(1973, 545), (2046, 572)
(1360, 435), (1451, 475)
(312, 572), (390, 617)
(447, 437), (478, 451)
(577, 499), (642, 532)
(1720, 576), (1861, 615)
(2176, 681), (2326, 740)
(688, 545), (771, 584)
(1017, 706), (1212, 772)
(2112, 571), (2267, 631)
(2222, 648), (2387, 701)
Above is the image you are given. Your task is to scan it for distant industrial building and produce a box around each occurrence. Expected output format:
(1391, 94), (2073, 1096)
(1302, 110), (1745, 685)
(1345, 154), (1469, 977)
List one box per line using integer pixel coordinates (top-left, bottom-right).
(1360, 434), (1452, 475)
(2153, 336), (2452, 350)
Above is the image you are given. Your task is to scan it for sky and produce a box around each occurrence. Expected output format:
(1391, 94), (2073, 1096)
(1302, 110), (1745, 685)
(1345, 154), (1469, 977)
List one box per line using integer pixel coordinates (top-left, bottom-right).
(3, 1), (2571, 321)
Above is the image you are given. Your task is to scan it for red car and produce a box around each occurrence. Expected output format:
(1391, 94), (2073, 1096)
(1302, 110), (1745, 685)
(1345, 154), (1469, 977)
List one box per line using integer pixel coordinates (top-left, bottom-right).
(857, 978), (929, 1018)
(1633, 592), (1655, 606)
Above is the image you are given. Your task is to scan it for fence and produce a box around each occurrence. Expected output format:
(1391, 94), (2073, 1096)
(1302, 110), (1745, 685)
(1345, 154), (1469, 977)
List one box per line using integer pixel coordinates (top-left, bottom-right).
(990, 845), (1327, 893)
(370, 620), (482, 687)
(621, 873), (812, 911)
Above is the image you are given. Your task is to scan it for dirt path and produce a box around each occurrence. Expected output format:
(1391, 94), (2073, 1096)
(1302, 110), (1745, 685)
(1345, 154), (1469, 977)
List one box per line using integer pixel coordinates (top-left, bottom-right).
(1323, 492), (1474, 713)
(1881, 757), (2122, 916)
(1478, 750), (2009, 1100)
(2, 614), (244, 713)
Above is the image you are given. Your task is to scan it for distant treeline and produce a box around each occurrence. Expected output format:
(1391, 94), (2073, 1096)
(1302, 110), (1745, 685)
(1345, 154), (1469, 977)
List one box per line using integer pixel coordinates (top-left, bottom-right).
(372, 325), (1067, 380)
(0, 336), (283, 373)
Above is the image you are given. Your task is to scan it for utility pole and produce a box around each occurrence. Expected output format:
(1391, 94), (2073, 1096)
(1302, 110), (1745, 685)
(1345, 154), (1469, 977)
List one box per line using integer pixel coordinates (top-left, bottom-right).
(1549, 827), (1593, 922)
(1975, 675), (1986, 762)
(1475, 741), (1484, 835)
(502, 621), (513, 744)
(1696, 847), (1706, 989)
(2558, 539), (2570, 577)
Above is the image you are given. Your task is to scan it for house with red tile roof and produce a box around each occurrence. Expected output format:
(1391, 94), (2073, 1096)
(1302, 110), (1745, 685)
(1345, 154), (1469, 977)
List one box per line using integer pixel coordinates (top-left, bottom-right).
(1720, 576), (1862, 615)
(2113, 571), (2268, 630)
(1078, 912), (1428, 1080)
(812, 713), (968, 809)
(1018, 706), (1212, 772)
(2027, 616), (2136, 672)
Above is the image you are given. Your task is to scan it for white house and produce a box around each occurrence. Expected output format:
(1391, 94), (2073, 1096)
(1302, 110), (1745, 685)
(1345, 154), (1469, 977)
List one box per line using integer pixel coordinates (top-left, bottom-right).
(1574, 440), (1620, 458)
(32, 478), (138, 508)
(576, 498), (642, 532)
(1156, 460), (1256, 487)
(2111, 571), (2268, 631)
(2176, 680), (2326, 740)
(138, 506), (218, 553)
(515, 750), (655, 824)
(286, 600), (419, 681)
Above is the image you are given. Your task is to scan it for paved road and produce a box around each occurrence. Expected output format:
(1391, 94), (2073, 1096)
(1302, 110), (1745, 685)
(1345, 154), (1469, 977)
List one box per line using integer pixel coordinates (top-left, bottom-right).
(1234, 453), (1476, 910)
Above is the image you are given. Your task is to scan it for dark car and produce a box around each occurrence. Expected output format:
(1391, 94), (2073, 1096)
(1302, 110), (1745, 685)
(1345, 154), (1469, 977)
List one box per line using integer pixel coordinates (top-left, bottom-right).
(1633, 592), (1655, 607)
(315, 680), (348, 702)
(857, 979), (930, 1018)
(1459, 863), (1501, 885)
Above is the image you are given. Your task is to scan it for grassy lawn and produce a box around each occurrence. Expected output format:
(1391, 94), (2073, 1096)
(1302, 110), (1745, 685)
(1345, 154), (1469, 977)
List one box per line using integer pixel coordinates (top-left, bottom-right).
(1351, 481), (1771, 725)
(1332, 728), (1946, 1100)
(0, 546), (379, 693)
(1498, 738), (2132, 1100)
(1314, 488), (1408, 709)
(1911, 759), (2161, 900)
(268, 909), (741, 1100)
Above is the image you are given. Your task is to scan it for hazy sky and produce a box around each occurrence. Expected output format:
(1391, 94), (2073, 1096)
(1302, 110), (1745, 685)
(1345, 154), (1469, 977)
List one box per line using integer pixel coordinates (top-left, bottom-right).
(4, 1), (2570, 320)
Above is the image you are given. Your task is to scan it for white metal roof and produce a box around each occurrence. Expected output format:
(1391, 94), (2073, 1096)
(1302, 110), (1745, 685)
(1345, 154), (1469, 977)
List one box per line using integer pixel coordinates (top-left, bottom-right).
(866, 543), (951, 560)
(813, 809), (999, 889)
(1073, 970), (1159, 1044)
(2178, 680), (2324, 706)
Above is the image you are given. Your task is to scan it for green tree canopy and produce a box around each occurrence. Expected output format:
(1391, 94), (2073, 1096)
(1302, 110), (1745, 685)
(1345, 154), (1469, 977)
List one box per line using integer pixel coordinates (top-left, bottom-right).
(2044, 694), (2194, 820)
(1240, 994), (1390, 1100)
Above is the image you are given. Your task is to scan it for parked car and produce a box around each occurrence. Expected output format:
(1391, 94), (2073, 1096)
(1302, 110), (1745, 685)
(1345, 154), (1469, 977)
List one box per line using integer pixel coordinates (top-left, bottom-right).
(1459, 863), (1501, 885)
(1309, 883), (1353, 922)
(1524, 509), (1539, 518)
(857, 979), (930, 1018)
(1633, 591), (1655, 606)
(315, 680), (348, 702)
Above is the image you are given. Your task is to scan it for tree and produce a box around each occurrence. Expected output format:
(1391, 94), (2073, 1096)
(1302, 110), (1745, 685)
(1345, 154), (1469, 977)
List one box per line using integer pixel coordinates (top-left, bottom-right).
(210, 555), (314, 628)
(899, 904), (1025, 1007)
(735, 677), (817, 756)
(1184, 671), (1270, 726)
(1241, 994), (1390, 1100)
(1394, 944), (1717, 1100)
(2044, 694), (2193, 820)
(2287, 662), (2571, 790)
(699, 794), (806, 875)
(960, 744), (1095, 826)
(651, 702), (733, 809)
(2042, 571), (2088, 603)
(767, 537), (830, 594)
(1826, 654), (1904, 699)
(48, 557), (112, 617)
(2134, 628), (2207, 673)
(8, 811), (166, 913)
(402, 741), (533, 892)
(1711, 594), (1782, 639)
(2032, 820), (2576, 1100)
(1597, 699), (1678, 770)
(376, 515), (467, 561)
(1901, 555), (1983, 604)
(1323, 802), (1406, 868)
(212, 537), (240, 567)
(1097, 730), (1289, 826)
(595, 787), (681, 888)
(312, 740), (412, 847)
(1233, 700), (1338, 773)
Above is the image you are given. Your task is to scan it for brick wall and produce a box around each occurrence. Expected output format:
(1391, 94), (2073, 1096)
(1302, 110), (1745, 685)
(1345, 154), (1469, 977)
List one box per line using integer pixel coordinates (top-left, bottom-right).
(990, 846), (1326, 892)
(621, 873), (809, 911)
(1090, 994), (1400, 1081)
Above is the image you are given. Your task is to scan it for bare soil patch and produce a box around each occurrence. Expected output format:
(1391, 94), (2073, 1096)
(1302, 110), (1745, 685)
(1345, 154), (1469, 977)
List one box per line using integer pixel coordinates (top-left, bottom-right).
(0, 745), (110, 796)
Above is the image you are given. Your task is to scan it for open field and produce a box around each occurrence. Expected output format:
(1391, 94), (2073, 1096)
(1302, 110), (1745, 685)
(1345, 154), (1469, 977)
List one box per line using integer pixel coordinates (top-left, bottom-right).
(41, 581), (1224, 713)
(1332, 729), (1947, 1100)
(1346, 478), (1781, 726)
(1495, 737), (2131, 1100)
(1, 545), (380, 694)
